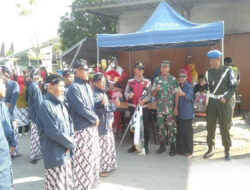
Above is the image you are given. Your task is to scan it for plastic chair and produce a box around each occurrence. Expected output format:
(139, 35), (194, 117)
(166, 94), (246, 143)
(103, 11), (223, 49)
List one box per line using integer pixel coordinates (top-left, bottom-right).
(235, 95), (245, 119)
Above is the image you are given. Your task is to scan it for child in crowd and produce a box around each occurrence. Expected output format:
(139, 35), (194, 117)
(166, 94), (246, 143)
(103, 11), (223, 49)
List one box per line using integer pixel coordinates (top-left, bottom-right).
(107, 80), (123, 133)
(194, 87), (207, 112)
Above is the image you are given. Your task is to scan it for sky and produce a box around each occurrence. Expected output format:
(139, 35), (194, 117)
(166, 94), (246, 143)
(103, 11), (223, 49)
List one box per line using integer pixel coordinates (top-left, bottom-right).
(0, 0), (73, 53)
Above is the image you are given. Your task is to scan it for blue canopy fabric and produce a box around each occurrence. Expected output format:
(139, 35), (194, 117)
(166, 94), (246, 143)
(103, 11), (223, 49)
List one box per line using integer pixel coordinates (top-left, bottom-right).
(97, 1), (224, 51)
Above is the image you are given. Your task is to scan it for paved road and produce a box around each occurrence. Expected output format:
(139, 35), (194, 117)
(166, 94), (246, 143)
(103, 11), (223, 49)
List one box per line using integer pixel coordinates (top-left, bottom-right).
(12, 130), (250, 190)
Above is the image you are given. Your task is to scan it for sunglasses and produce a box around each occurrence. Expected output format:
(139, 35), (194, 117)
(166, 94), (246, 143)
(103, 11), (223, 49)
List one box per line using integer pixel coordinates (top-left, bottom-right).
(178, 75), (186, 78)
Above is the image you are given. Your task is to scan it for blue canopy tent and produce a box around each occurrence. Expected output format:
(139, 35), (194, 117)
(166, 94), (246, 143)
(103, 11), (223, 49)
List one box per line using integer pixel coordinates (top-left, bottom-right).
(96, 1), (224, 68)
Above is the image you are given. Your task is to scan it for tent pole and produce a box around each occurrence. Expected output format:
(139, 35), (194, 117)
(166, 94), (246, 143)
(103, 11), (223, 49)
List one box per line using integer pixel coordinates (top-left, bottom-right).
(70, 39), (84, 68)
(97, 48), (100, 72)
(129, 51), (131, 77)
(222, 38), (224, 66)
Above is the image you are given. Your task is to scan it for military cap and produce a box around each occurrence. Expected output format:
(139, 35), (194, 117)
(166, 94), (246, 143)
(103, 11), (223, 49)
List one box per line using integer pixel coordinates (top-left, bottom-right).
(207, 50), (222, 58)
(161, 60), (170, 67)
(1, 66), (11, 78)
(74, 59), (88, 70)
(92, 72), (104, 83)
(134, 61), (144, 70)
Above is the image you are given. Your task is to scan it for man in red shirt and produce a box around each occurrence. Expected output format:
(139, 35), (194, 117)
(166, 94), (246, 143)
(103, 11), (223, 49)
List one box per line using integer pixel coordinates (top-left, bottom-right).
(124, 62), (151, 154)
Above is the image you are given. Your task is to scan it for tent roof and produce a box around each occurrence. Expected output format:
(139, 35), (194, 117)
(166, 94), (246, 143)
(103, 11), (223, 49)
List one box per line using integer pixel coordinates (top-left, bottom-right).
(97, 1), (224, 51)
(61, 38), (114, 66)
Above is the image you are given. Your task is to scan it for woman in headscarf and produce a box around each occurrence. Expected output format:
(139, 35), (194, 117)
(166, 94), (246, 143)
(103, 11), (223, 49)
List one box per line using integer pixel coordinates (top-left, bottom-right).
(93, 73), (119, 177)
(16, 73), (29, 136)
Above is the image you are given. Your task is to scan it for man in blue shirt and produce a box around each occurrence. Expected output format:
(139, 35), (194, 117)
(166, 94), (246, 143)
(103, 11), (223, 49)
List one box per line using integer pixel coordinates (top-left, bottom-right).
(28, 69), (43, 164)
(67, 60), (100, 190)
(1, 66), (20, 157)
(0, 74), (13, 190)
(38, 74), (75, 190)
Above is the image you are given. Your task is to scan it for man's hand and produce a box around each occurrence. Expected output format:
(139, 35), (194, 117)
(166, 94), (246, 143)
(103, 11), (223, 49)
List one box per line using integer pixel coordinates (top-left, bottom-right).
(65, 149), (70, 154)
(220, 97), (226, 104)
(177, 90), (185, 97)
(95, 118), (100, 127)
(139, 99), (146, 106)
(155, 84), (161, 91)
(128, 92), (134, 99)
(6, 103), (12, 108)
(173, 107), (178, 116)
(114, 97), (120, 107)
(102, 95), (108, 105)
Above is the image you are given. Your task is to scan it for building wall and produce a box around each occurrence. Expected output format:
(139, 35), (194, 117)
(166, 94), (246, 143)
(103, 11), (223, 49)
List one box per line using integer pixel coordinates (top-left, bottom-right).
(118, 1), (250, 34)
(119, 9), (154, 33)
(118, 33), (250, 109)
(190, 1), (250, 34)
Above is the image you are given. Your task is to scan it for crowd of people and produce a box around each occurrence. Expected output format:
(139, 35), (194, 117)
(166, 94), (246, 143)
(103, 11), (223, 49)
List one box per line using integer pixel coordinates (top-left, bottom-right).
(0, 49), (239, 190)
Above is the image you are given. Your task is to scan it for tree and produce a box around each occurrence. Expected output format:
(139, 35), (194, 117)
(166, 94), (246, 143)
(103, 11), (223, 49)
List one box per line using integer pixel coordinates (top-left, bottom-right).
(15, 0), (41, 67)
(58, 0), (117, 51)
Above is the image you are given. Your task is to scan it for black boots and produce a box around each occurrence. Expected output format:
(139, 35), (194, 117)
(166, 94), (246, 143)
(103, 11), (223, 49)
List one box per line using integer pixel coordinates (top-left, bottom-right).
(225, 147), (231, 161)
(203, 146), (215, 159)
(156, 143), (166, 154)
(170, 143), (176, 156)
(156, 143), (176, 156)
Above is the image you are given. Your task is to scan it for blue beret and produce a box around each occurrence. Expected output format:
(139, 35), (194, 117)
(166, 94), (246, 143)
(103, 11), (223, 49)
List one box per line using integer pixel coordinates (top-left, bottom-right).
(207, 50), (222, 58)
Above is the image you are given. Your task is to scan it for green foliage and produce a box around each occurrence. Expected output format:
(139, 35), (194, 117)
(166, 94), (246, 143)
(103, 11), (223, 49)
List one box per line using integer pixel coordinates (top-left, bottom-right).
(6, 50), (13, 57)
(58, 0), (117, 51)
(15, 0), (37, 17)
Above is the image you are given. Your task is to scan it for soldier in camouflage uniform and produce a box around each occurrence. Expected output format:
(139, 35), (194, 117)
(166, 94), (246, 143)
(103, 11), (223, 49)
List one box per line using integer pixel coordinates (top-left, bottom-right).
(152, 60), (179, 156)
(204, 50), (237, 161)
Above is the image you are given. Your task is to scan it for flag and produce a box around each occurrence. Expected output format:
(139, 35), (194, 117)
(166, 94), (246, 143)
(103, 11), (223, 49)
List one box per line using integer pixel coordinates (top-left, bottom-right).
(128, 105), (145, 155)
(127, 87), (151, 156)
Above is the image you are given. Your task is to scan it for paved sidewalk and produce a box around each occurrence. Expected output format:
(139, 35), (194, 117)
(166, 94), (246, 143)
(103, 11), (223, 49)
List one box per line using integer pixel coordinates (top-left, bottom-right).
(12, 118), (250, 190)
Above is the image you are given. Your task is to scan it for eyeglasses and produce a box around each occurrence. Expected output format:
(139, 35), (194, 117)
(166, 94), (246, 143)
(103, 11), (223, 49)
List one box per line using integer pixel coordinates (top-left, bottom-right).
(178, 75), (186, 78)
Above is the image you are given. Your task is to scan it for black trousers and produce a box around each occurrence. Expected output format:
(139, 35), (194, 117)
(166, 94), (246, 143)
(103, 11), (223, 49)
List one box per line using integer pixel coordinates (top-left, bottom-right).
(129, 107), (150, 148)
(176, 119), (193, 154)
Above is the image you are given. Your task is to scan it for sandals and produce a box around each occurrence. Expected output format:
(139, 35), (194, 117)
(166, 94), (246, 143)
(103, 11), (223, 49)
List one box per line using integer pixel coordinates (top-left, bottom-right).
(99, 172), (109, 177)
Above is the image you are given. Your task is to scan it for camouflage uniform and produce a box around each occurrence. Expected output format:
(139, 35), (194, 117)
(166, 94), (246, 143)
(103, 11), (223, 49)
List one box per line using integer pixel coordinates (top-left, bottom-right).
(152, 74), (178, 144)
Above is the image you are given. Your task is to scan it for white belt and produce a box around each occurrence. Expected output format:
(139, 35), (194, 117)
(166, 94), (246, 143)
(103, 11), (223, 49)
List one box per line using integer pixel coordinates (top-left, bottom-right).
(209, 94), (224, 99)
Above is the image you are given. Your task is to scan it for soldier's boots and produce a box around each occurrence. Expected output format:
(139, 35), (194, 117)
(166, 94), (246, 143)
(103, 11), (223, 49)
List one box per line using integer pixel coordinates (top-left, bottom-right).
(170, 143), (176, 156)
(203, 146), (215, 159)
(156, 143), (166, 154)
(225, 147), (231, 161)
(127, 145), (136, 153)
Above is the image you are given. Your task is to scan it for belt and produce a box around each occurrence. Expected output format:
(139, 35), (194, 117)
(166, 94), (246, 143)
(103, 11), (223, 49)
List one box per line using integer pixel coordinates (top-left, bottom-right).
(209, 94), (224, 99)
